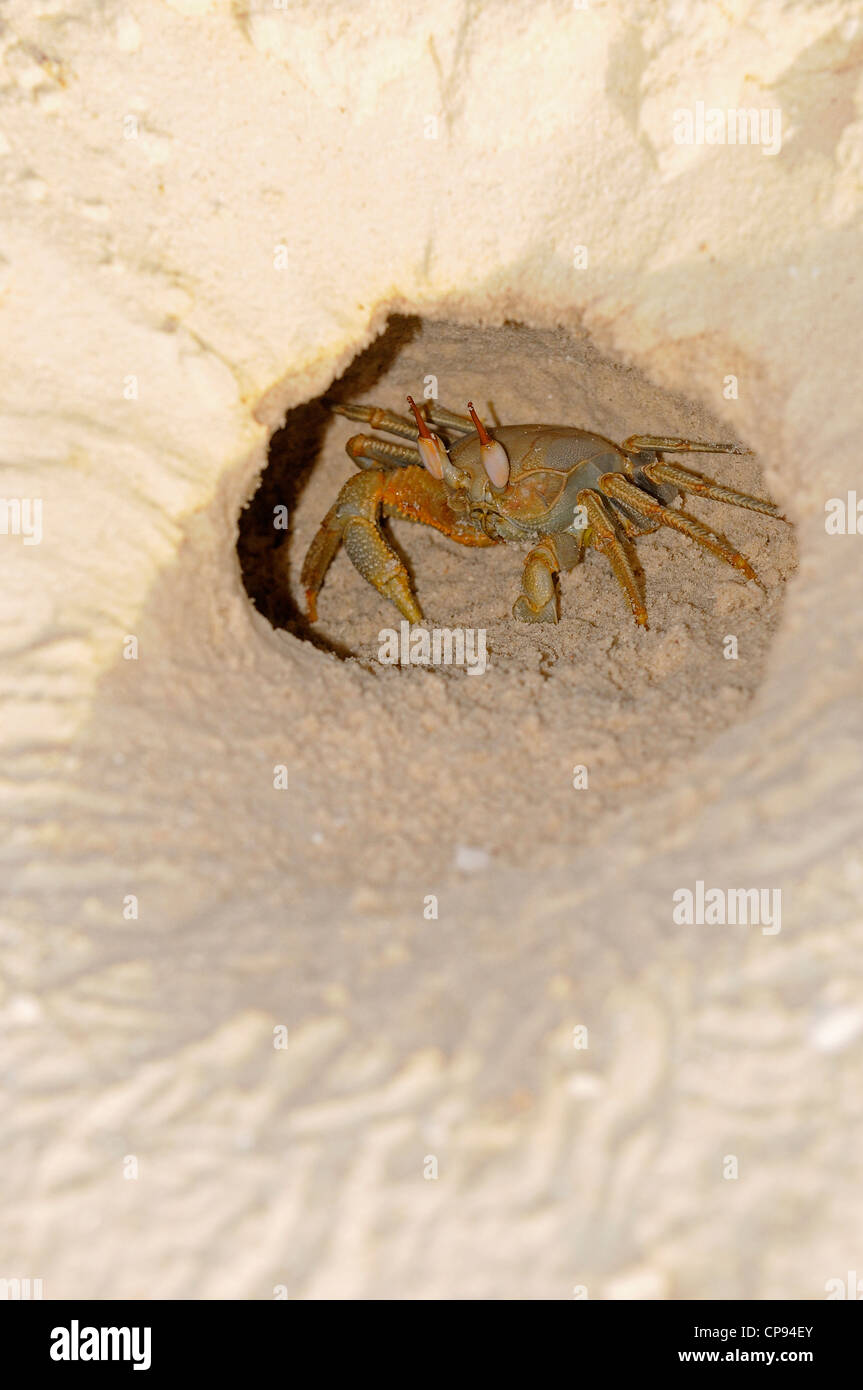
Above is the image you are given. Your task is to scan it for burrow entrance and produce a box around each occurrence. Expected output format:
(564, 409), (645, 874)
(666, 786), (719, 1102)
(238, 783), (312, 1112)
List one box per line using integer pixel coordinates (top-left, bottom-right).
(237, 316), (795, 874)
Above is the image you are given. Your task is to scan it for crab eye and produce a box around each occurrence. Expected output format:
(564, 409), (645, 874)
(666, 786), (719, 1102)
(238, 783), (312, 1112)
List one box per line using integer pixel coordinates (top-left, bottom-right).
(466, 401), (510, 489)
(406, 395), (447, 479)
(416, 435), (447, 479)
(479, 439), (509, 489)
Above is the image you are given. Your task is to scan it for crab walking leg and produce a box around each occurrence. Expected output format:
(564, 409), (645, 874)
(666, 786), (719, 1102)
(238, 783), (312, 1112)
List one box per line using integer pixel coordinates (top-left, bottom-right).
(578, 489), (649, 628)
(642, 459), (786, 519)
(331, 402), (420, 440)
(301, 469), (422, 623)
(300, 466), (494, 622)
(345, 433), (420, 471)
(425, 401), (477, 435)
(598, 472), (763, 586)
(332, 399), (481, 441)
(300, 500), (345, 621)
(512, 533), (582, 624)
(623, 434), (751, 457)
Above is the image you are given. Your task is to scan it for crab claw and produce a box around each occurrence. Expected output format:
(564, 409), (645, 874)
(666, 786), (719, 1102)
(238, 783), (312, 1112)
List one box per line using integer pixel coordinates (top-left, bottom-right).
(467, 401), (509, 489)
(406, 395), (447, 480)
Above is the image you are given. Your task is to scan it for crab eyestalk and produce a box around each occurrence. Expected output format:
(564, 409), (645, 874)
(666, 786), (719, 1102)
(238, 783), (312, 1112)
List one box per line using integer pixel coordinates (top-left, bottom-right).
(406, 396), (447, 480)
(467, 401), (510, 489)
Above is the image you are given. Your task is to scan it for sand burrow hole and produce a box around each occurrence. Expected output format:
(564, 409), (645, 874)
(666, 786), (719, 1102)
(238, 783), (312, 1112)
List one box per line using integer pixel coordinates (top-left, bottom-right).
(238, 316), (795, 875)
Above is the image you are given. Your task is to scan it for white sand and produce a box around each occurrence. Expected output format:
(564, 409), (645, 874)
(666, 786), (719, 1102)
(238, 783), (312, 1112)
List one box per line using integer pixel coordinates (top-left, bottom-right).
(1, 1), (862, 1299)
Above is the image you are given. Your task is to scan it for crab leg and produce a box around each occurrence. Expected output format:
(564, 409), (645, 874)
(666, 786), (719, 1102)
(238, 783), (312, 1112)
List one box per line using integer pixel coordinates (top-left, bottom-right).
(623, 434), (751, 456)
(345, 433), (420, 470)
(642, 459), (785, 519)
(578, 489), (648, 628)
(300, 466), (494, 622)
(331, 402), (419, 439)
(597, 472), (762, 586)
(512, 533), (582, 624)
(332, 397), (486, 440)
(300, 470), (418, 621)
(332, 397), (483, 439)
(425, 402), (477, 435)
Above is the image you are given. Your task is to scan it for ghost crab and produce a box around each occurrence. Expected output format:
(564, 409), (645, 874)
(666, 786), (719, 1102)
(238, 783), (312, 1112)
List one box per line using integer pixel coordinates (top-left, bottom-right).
(300, 394), (786, 629)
